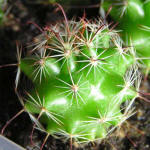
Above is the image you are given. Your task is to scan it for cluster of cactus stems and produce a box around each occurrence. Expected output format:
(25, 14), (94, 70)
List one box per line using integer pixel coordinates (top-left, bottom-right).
(2, 4), (150, 150)
(101, 0), (150, 77)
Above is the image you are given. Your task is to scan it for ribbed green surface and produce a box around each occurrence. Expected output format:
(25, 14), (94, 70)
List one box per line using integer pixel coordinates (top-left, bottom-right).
(20, 20), (139, 142)
(102, 0), (150, 73)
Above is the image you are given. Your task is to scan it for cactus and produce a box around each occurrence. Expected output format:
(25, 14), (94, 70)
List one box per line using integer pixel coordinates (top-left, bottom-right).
(101, 0), (150, 76)
(16, 16), (143, 147)
(0, 12), (144, 149)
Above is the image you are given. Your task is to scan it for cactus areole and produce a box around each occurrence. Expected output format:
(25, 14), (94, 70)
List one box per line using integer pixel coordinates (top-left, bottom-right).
(19, 19), (140, 143)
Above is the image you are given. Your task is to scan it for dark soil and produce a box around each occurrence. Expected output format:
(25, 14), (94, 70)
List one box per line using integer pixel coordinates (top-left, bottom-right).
(1, 1), (150, 150)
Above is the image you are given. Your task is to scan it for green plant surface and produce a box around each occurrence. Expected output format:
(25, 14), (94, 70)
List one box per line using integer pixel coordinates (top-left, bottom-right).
(101, 0), (150, 75)
(18, 19), (141, 144)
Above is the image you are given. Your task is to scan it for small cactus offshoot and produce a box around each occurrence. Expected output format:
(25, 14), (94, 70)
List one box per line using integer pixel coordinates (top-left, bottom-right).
(101, 0), (150, 77)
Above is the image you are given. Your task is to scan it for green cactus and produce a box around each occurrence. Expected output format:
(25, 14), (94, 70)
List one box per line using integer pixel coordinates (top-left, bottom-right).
(16, 18), (142, 147)
(101, 0), (150, 76)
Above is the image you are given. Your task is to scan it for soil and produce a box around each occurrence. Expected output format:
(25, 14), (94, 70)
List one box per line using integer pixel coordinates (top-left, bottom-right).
(1, 1), (150, 150)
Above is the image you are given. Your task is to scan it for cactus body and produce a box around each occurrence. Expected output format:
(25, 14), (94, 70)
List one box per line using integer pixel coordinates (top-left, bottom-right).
(102, 0), (150, 74)
(19, 20), (140, 143)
